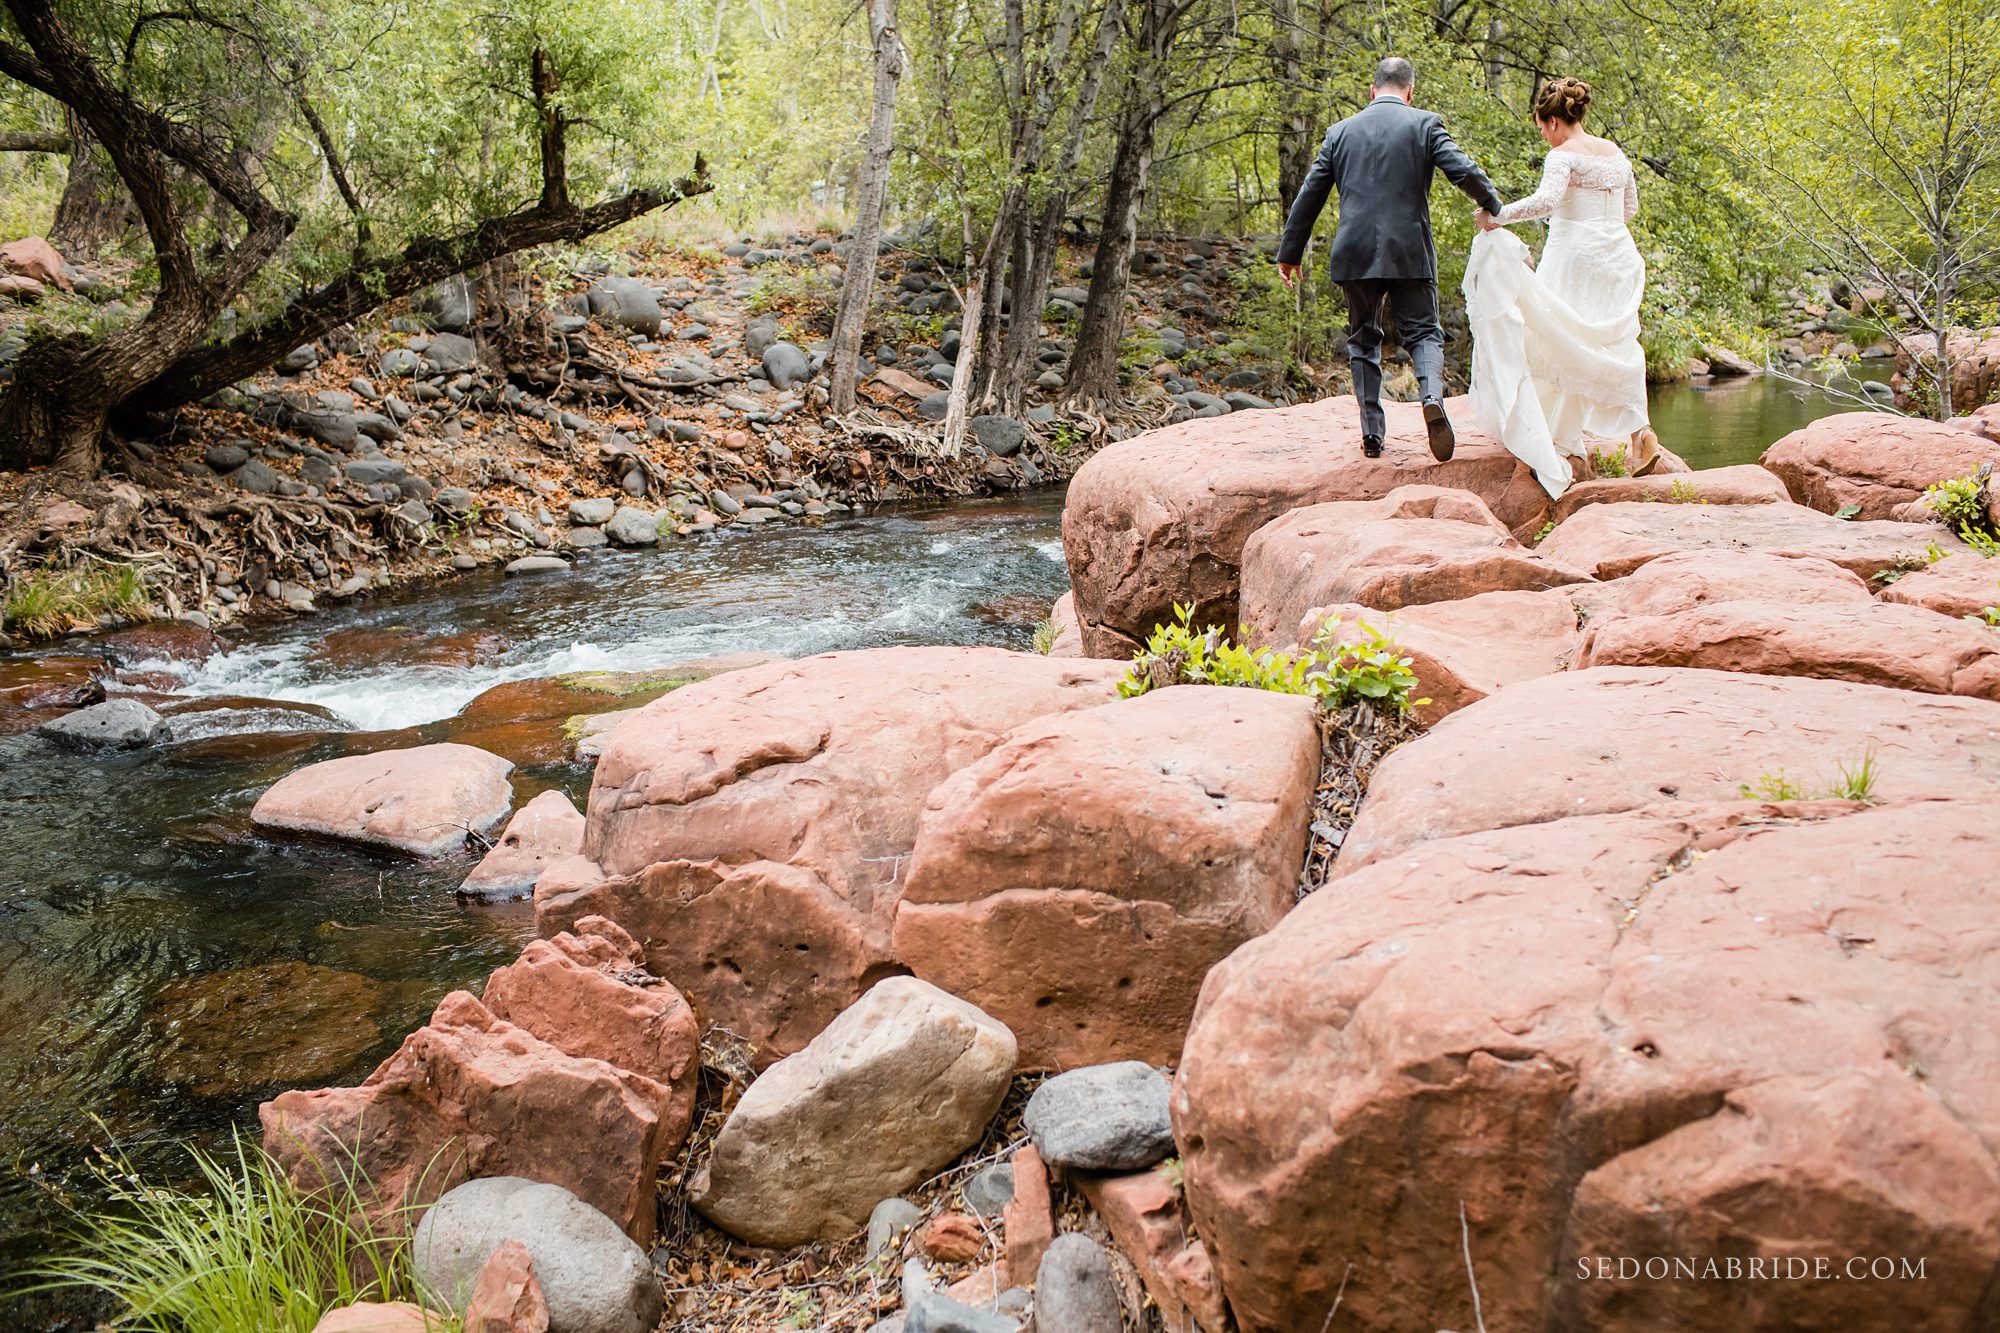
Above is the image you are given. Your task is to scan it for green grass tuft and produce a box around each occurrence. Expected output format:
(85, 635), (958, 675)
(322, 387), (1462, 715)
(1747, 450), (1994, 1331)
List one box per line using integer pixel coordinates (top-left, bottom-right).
(2, 560), (150, 639)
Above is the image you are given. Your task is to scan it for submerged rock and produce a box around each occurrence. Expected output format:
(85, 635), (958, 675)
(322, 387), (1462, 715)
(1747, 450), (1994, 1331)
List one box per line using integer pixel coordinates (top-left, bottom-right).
(691, 976), (1016, 1246)
(152, 961), (384, 1095)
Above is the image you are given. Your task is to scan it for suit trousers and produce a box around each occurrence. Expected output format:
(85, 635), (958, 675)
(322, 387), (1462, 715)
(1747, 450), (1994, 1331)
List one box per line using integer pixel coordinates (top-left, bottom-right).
(1340, 279), (1445, 441)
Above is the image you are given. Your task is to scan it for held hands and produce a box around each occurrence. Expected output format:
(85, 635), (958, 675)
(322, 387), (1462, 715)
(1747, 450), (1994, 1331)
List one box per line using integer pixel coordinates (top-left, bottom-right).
(1474, 208), (1500, 233)
(1278, 262), (1300, 289)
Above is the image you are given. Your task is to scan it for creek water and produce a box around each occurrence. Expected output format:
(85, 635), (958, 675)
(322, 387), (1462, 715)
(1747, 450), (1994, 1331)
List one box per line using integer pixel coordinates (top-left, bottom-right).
(0, 372), (1894, 1308)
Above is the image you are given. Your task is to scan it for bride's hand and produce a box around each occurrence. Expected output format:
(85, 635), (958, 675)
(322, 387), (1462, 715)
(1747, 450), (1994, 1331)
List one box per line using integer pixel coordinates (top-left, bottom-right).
(1474, 208), (1500, 232)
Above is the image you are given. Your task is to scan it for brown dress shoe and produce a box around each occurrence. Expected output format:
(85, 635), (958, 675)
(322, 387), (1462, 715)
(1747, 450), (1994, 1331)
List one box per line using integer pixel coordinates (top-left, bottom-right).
(1422, 399), (1455, 461)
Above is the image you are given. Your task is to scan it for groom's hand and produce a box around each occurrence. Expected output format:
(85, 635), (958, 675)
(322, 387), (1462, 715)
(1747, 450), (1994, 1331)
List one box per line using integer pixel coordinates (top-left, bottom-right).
(1278, 262), (1299, 288)
(1474, 209), (1500, 232)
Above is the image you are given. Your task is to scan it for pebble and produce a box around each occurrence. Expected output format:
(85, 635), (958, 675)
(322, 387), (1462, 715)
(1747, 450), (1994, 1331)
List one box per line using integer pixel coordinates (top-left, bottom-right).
(505, 555), (570, 576)
(961, 1164), (1013, 1218)
(868, 1197), (922, 1263)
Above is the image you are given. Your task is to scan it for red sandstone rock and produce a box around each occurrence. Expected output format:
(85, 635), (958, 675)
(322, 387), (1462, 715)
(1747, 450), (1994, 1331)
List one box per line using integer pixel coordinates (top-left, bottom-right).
(1536, 499), (1964, 582)
(460, 790), (585, 902)
(942, 1261), (1007, 1307)
(0, 236), (70, 289)
(1895, 330), (2000, 416)
(541, 648), (1124, 1062)
(463, 1240), (549, 1333)
(1576, 597), (2000, 700)
(1301, 593), (1577, 723)
(1761, 411), (1999, 517)
(252, 743), (515, 856)
(1878, 551), (2000, 620)
(1549, 462), (1789, 521)
(1341, 666), (2000, 868)
(1046, 591), (1083, 657)
(1061, 395), (1561, 657)
(1174, 798), (2000, 1333)
(1002, 1145), (1054, 1288)
(921, 1211), (989, 1263)
(480, 915), (699, 1156)
(1239, 486), (1589, 645)
(893, 687), (1318, 1069)
(0, 656), (106, 733)
(319, 626), (513, 671)
(1077, 1168), (1228, 1333)
(311, 1301), (437, 1333)
(98, 623), (228, 667)
(261, 990), (670, 1244)
(1567, 549), (1873, 620)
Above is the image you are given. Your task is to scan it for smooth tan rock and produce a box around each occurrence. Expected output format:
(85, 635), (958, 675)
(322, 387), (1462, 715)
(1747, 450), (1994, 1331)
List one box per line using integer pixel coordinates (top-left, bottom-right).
(1548, 463), (1790, 521)
(1341, 666), (2000, 868)
(544, 648), (1123, 1062)
(261, 991), (670, 1244)
(1240, 486), (1589, 645)
(461, 790), (585, 902)
(311, 1301), (439, 1333)
(690, 977), (1017, 1246)
(1062, 395), (1560, 657)
(252, 743), (515, 856)
(894, 687), (1318, 1069)
(1761, 411), (1999, 517)
(1175, 799), (2000, 1333)
(1537, 500), (1966, 582)
(1878, 551), (2000, 620)
(0, 236), (69, 289)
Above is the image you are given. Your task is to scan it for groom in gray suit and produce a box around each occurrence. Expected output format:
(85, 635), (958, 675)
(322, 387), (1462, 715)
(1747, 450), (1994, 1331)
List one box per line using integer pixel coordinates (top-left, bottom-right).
(1277, 56), (1505, 461)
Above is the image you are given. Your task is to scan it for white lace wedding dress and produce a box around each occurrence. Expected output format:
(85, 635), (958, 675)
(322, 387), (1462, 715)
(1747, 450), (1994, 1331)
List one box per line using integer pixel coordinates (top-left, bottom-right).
(1463, 147), (1650, 497)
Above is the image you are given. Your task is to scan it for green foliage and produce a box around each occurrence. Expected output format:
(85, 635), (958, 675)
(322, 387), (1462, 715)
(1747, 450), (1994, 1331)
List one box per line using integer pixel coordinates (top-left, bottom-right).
(746, 261), (841, 334)
(1737, 751), (1880, 803)
(3, 560), (148, 638)
(1117, 604), (1425, 715)
(1031, 619), (1059, 654)
(1964, 527), (2000, 558)
(1833, 504), (1864, 520)
(1048, 421), (1086, 454)
(1533, 520), (1558, 544)
(1668, 479), (1707, 504)
(24, 1136), (447, 1333)
(1922, 469), (1997, 538)
(1589, 445), (1631, 479)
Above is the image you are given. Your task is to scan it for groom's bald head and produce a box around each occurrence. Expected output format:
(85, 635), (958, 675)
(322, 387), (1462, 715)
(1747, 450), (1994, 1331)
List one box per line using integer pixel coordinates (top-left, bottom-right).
(1372, 56), (1415, 96)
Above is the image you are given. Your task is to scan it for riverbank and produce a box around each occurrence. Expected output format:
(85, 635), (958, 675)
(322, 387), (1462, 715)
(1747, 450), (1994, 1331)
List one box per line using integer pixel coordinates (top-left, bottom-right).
(0, 228), (1275, 645)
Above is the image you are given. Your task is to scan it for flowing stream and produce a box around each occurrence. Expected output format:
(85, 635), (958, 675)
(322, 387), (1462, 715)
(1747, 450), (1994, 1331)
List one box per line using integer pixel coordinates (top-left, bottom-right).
(0, 373), (1895, 1313)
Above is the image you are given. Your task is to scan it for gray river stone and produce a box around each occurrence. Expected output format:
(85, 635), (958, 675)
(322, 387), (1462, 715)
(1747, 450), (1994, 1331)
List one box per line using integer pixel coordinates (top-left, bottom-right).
(1022, 1061), (1175, 1171)
(37, 699), (168, 750)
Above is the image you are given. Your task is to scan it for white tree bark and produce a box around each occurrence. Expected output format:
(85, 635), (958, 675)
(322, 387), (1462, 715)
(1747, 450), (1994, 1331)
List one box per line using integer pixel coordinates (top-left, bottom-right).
(829, 0), (904, 413)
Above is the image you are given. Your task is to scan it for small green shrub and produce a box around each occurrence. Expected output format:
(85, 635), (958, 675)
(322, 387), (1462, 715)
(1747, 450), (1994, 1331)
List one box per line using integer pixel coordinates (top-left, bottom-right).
(1588, 444), (1631, 478)
(1737, 769), (1806, 801)
(1117, 604), (1426, 715)
(1533, 519), (1557, 543)
(1827, 749), (1880, 802)
(1668, 479), (1706, 504)
(1921, 465), (1998, 549)
(25, 1136), (449, 1333)
(3, 559), (150, 638)
(1962, 526), (2000, 559)
(1032, 619), (1059, 655)
(1737, 751), (1880, 803)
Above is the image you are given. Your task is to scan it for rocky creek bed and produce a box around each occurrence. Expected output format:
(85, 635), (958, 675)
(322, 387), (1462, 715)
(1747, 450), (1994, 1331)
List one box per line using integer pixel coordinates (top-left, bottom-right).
(8, 384), (2000, 1333)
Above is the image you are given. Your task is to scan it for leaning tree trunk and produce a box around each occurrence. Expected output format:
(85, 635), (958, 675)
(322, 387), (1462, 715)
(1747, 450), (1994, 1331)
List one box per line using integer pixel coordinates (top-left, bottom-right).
(828, 0), (903, 414)
(1068, 107), (1159, 405)
(47, 111), (135, 260)
(1271, 0), (1314, 219)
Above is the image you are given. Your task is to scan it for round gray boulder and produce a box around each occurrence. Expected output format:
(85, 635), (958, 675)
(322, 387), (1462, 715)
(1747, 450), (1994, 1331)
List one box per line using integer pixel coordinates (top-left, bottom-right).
(413, 1176), (660, 1333)
(1022, 1061), (1174, 1171)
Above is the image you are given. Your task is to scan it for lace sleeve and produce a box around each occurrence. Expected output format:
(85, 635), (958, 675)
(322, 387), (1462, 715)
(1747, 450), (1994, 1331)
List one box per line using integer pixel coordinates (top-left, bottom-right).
(1496, 153), (1570, 225)
(1623, 163), (1639, 221)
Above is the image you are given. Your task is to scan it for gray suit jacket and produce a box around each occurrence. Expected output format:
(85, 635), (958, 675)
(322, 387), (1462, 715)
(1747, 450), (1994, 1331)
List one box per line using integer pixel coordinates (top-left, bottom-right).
(1277, 96), (1504, 283)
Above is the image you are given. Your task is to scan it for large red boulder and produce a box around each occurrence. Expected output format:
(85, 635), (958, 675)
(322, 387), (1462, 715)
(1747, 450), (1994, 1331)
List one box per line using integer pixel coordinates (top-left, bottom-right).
(261, 990), (671, 1244)
(1238, 485), (1590, 646)
(251, 743), (515, 856)
(1061, 395), (1560, 657)
(1537, 499), (1965, 582)
(1548, 462), (1790, 521)
(1761, 411), (1998, 518)
(1878, 552), (2000, 620)
(537, 648), (1125, 1062)
(1341, 666), (2000, 868)
(1576, 596), (2000, 700)
(1174, 797), (2000, 1333)
(892, 686), (1319, 1069)
(479, 915), (699, 1154)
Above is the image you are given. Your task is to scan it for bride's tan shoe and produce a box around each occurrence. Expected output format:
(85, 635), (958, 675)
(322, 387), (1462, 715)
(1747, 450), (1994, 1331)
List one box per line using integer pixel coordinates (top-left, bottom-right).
(1630, 427), (1663, 475)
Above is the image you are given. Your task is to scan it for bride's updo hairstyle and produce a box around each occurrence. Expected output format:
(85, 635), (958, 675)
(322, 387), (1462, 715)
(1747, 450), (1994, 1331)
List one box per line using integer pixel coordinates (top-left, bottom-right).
(1534, 77), (1592, 125)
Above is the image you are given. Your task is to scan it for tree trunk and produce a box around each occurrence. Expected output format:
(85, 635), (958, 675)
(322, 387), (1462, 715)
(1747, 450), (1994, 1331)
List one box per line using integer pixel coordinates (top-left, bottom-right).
(0, 336), (112, 475)
(1271, 0), (1313, 218)
(1069, 107), (1158, 405)
(829, 0), (903, 414)
(47, 112), (135, 260)
(940, 281), (984, 456)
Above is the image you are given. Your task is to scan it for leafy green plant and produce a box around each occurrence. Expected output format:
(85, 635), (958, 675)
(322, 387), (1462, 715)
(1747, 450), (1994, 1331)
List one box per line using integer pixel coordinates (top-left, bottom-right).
(1921, 465), (1998, 549)
(1533, 519), (1558, 543)
(1668, 479), (1707, 504)
(1827, 749), (1880, 802)
(1049, 421), (1086, 454)
(1737, 769), (1806, 801)
(1833, 503), (1864, 520)
(1588, 445), (1631, 478)
(1962, 526), (2000, 558)
(1032, 619), (1059, 654)
(1117, 604), (1425, 715)
(24, 1136), (448, 1333)
(1737, 750), (1880, 803)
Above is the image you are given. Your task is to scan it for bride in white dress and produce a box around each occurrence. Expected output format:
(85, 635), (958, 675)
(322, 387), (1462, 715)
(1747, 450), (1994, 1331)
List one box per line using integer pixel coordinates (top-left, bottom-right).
(1462, 77), (1660, 498)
